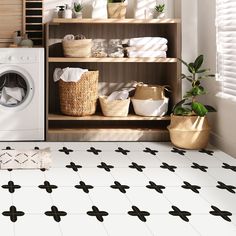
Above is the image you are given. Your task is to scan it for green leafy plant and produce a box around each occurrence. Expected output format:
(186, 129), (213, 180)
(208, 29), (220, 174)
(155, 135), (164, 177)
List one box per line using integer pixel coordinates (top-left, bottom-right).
(173, 55), (216, 117)
(155, 4), (165, 13)
(108, 0), (125, 3)
(74, 2), (83, 12)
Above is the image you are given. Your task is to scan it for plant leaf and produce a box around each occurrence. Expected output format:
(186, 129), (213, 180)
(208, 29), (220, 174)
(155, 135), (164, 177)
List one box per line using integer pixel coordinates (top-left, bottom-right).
(172, 99), (186, 112)
(188, 63), (195, 74)
(205, 105), (217, 112)
(196, 69), (209, 74)
(178, 58), (189, 68)
(173, 107), (192, 116)
(194, 55), (204, 71)
(192, 102), (208, 116)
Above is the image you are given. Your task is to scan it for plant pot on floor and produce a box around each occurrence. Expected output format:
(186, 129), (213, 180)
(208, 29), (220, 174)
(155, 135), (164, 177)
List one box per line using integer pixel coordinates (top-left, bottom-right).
(167, 115), (211, 150)
(108, 2), (127, 19)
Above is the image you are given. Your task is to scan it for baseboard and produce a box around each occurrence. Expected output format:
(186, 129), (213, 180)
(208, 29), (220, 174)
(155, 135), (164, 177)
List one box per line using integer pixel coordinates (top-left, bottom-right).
(210, 132), (236, 158)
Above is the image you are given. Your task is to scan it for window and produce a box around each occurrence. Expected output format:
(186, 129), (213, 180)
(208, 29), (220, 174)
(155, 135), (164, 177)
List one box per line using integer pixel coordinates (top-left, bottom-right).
(216, 0), (236, 100)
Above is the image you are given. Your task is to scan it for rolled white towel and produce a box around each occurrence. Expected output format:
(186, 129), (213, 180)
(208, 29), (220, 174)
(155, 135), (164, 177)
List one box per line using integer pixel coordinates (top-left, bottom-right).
(128, 51), (167, 58)
(126, 44), (168, 52)
(129, 37), (168, 47)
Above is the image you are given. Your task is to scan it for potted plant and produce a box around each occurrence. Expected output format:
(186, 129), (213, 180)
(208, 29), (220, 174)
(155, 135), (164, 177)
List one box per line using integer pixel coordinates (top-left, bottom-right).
(107, 0), (127, 19)
(155, 4), (165, 19)
(168, 55), (216, 150)
(73, 2), (83, 19)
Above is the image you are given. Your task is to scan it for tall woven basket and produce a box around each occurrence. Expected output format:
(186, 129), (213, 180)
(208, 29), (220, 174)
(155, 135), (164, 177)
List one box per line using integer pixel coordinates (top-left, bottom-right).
(59, 71), (99, 116)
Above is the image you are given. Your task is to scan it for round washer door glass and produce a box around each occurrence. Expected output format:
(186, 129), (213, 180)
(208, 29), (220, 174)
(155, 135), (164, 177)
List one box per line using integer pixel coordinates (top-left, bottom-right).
(0, 70), (34, 110)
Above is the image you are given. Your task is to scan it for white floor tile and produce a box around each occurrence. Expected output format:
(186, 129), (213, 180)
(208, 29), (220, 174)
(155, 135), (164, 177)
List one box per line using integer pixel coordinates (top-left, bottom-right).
(143, 168), (184, 186)
(36, 142), (65, 151)
(164, 187), (210, 214)
(63, 142), (119, 151)
(104, 215), (153, 236)
(44, 168), (81, 186)
(190, 215), (236, 236)
(174, 168), (217, 186)
(207, 168), (236, 186)
(126, 187), (172, 214)
(140, 142), (173, 151)
(14, 214), (62, 236)
(115, 142), (145, 152)
(50, 187), (92, 214)
(0, 215), (14, 236)
(11, 170), (46, 186)
(0, 189), (13, 211)
(12, 187), (53, 214)
(60, 215), (108, 236)
(0, 170), (11, 185)
(89, 187), (132, 214)
(200, 187), (236, 213)
(111, 168), (149, 186)
(78, 168), (115, 186)
(146, 215), (200, 236)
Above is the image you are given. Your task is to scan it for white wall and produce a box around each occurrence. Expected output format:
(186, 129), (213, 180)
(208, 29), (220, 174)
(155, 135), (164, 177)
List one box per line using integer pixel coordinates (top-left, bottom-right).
(198, 0), (236, 157)
(43, 0), (174, 22)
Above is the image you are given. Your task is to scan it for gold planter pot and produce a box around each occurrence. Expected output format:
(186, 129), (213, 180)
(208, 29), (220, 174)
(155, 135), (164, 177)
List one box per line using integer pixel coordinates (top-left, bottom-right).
(107, 3), (127, 19)
(167, 115), (211, 150)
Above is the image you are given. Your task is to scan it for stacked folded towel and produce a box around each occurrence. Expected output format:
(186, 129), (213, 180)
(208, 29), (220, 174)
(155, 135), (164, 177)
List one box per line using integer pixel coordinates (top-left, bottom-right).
(127, 37), (168, 58)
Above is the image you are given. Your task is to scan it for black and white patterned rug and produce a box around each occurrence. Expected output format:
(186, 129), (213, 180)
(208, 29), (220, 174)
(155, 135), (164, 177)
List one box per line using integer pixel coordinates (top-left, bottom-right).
(0, 142), (236, 236)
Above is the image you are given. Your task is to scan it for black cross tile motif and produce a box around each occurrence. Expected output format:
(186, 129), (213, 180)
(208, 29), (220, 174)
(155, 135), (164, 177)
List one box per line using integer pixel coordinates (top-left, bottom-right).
(75, 181), (94, 193)
(87, 206), (108, 222)
(199, 149), (214, 156)
(129, 162), (146, 172)
(40, 168), (46, 172)
(34, 146), (40, 150)
(45, 206), (67, 222)
(146, 181), (165, 193)
(110, 181), (130, 193)
(2, 146), (14, 150)
(143, 147), (158, 156)
(87, 147), (102, 155)
(128, 206), (150, 222)
(216, 181), (236, 194)
(181, 181), (201, 194)
(59, 147), (73, 155)
(38, 181), (58, 193)
(115, 147), (130, 155)
(222, 163), (236, 172)
(209, 206), (232, 222)
(2, 206), (25, 222)
(160, 162), (177, 172)
(66, 162), (82, 172)
(2, 181), (21, 193)
(171, 148), (186, 156)
(169, 206), (191, 222)
(7, 169), (13, 172)
(191, 162), (208, 172)
(97, 162), (114, 172)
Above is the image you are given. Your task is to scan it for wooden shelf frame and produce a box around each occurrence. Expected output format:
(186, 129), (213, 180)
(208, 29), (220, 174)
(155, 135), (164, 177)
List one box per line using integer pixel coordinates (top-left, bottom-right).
(46, 18), (182, 141)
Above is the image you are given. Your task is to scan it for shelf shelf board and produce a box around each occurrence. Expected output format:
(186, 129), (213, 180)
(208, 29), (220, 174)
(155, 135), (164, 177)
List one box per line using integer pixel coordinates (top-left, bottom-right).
(48, 57), (177, 63)
(48, 113), (170, 121)
(47, 127), (169, 141)
(51, 18), (181, 24)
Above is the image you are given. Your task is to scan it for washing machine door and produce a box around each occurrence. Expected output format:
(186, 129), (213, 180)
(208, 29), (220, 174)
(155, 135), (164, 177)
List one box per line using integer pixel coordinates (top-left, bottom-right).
(0, 65), (34, 111)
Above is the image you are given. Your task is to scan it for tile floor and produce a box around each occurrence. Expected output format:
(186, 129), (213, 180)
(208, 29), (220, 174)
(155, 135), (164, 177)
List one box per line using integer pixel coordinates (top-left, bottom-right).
(0, 142), (236, 236)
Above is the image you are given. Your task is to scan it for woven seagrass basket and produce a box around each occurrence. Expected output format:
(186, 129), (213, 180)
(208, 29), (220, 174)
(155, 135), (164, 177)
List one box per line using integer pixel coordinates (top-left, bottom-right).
(59, 71), (99, 116)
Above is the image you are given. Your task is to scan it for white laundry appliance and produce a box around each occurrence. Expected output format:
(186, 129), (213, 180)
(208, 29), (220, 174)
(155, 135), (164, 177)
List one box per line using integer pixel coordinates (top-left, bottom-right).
(0, 48), (44, 141)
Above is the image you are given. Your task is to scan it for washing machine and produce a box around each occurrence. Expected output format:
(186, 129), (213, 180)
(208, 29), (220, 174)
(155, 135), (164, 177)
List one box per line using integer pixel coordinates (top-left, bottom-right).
(0, 48), (44, 141)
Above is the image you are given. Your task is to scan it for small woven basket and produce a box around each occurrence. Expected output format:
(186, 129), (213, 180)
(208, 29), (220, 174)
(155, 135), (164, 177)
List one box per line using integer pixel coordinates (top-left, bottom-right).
(59, 71), (99, 116)
(99, 96), (130, 117)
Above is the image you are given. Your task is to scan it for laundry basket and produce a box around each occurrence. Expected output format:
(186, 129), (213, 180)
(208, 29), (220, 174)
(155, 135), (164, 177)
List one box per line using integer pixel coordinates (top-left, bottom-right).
(59, 71), (99, 116)
(99, 96), (130, 117)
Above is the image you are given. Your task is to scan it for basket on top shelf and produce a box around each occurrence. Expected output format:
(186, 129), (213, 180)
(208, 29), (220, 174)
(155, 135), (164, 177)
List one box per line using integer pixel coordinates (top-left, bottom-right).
(59, 71), (99, 116)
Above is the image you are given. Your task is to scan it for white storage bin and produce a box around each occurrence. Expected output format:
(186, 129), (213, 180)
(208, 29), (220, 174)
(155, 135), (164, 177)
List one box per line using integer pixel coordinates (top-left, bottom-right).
(132, 98), (169, 117)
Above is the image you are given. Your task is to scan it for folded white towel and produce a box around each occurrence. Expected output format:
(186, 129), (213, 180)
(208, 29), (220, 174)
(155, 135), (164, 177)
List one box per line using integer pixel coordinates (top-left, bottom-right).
(128, 51), (167, 58)
(53, 67), (88, 83)
(0, 87), (25, 105)
(107, 90), (129, 101)
(0, 148), (52, 170)
(129, 37), (168, 47)
(126, 44), (168, 52)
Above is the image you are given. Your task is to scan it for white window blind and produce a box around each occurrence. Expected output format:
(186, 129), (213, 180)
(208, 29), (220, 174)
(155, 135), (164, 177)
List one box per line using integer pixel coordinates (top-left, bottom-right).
(216, 0), (236, 100)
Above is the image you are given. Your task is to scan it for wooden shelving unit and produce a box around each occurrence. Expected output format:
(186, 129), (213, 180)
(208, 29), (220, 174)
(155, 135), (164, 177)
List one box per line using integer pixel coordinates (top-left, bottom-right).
(23, 0), (44, 46)
(46, 18), (181, 141)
